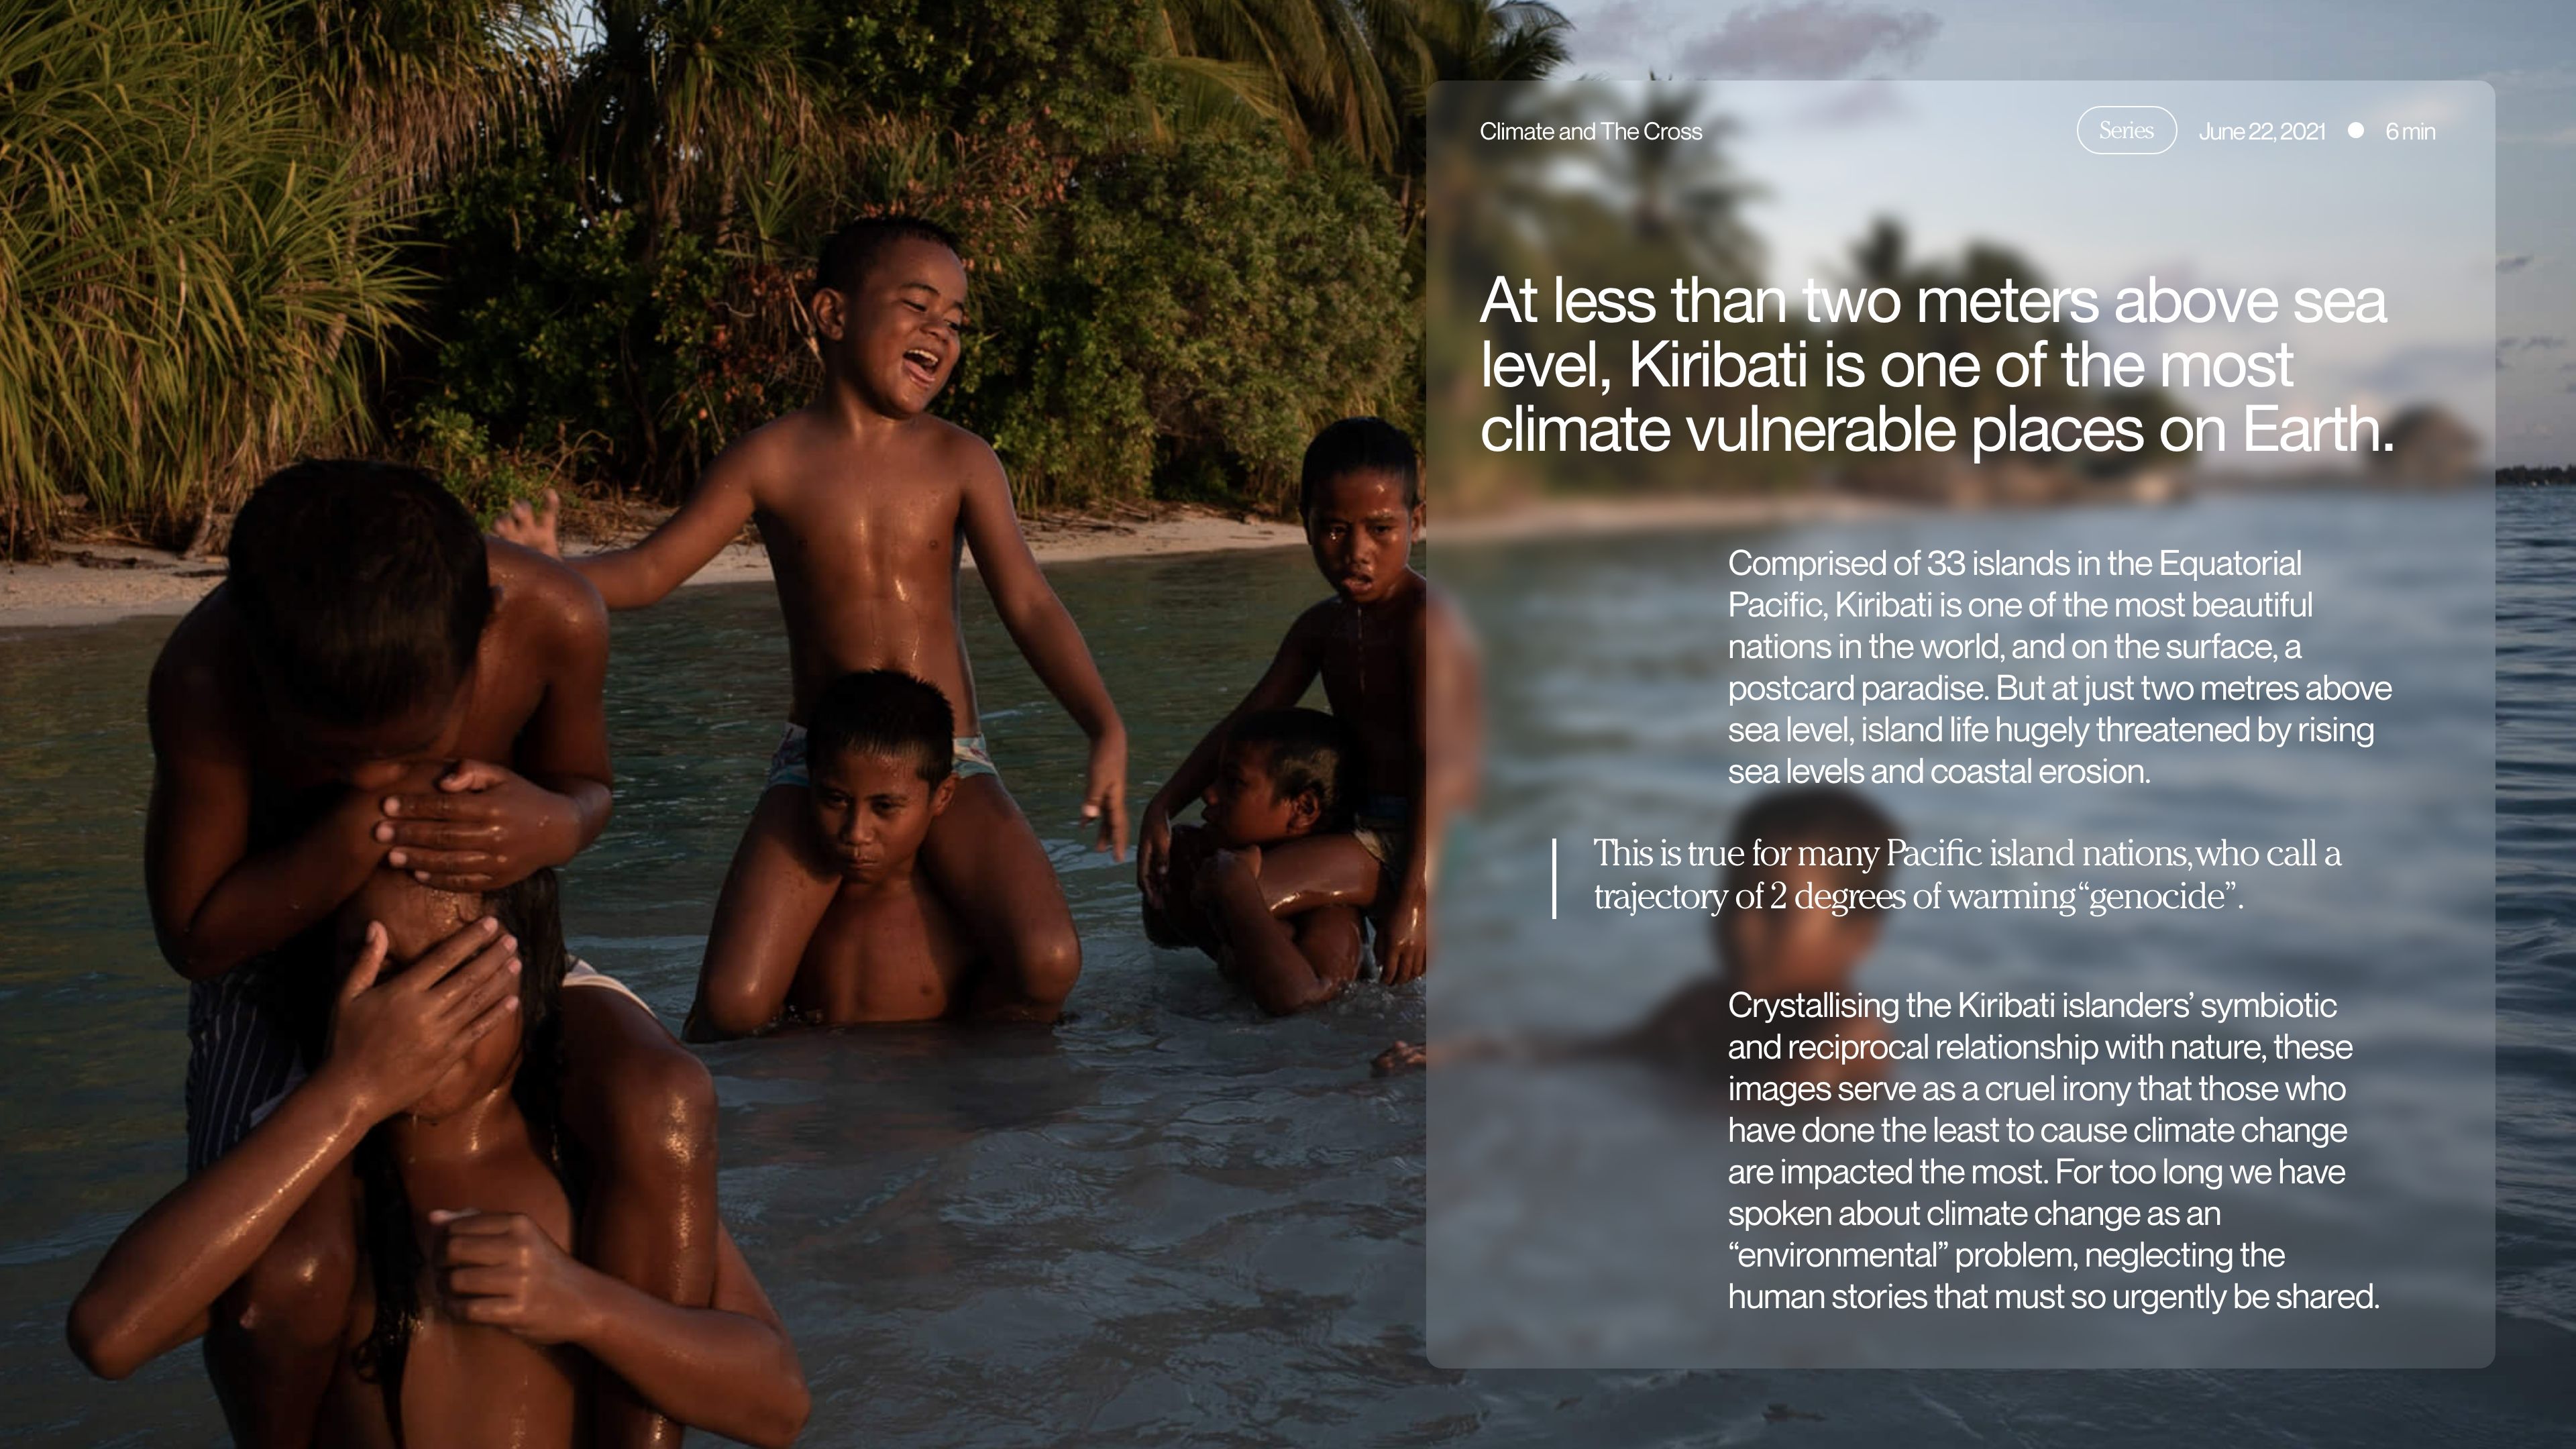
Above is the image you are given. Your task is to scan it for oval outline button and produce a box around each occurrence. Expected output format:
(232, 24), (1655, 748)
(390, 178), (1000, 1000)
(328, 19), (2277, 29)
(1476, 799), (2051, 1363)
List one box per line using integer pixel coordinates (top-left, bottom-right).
(2078, 105), (2176, 156)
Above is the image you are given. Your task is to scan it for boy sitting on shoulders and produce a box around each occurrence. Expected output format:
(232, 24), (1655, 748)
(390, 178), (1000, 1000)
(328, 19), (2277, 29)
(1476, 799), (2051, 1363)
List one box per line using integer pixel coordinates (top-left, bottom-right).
(1144, 708), (1371, 1016)
(498, 216), (1126, 1024)
(688, 670), (989, 1036)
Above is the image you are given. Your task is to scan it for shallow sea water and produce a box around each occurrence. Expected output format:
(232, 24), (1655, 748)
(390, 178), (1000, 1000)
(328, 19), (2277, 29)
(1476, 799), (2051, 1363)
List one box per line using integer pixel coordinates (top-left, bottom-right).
(1, 496), (2571, 1443)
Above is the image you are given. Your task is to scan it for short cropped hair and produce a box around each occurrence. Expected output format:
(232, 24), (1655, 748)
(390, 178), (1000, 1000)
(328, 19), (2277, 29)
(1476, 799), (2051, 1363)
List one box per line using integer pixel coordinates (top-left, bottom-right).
(1721, 786), (1900, 916)
(806, 669), (955, 784)
(226, 460), (490, 727)
(815, 215), (963, 298)
(1299, 416), (1420, 518)
(1227, 707), (1356, 829)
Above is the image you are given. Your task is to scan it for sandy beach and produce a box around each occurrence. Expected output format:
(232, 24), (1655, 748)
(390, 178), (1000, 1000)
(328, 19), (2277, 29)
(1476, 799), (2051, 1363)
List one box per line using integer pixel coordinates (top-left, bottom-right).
(0, 492), (1904, 632)
(0, 503), (1311, 631)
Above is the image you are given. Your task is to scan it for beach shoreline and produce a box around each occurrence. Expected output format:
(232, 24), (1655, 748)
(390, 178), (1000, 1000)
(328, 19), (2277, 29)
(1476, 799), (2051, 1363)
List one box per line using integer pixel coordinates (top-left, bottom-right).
(1, 492), (1902, 632)
(0, 503), (1306, 631)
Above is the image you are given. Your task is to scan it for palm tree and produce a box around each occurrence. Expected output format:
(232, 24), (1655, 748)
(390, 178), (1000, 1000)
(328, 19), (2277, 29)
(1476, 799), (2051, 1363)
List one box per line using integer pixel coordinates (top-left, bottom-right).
(1148, 0), (1570, 230)
(1586, 83), (1760, 285)
(564, 0), (820, 243)
(1366, 0), (1570, 231)
(1149, 0), (1397, 168)
(276, 1), (570, 199)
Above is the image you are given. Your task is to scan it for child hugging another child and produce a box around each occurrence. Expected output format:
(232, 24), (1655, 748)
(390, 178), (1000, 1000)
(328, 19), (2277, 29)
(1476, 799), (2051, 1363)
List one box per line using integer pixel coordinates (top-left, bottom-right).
(1143, 708), (1371, 1014)
(72, 868), (808, 1448)
(1138, 417), (1480, 1012)
(140, 461), (722, 1444)
(686, 669), (987, 1036)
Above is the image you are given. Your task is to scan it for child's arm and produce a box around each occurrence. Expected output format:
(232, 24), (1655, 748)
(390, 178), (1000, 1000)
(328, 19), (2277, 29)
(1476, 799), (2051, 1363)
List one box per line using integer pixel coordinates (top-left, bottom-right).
(1194, 849), (1346, 1016)
(431, 1214), (809, 1448)
(955, 447), (1129, 855)
(378, 573), (616, 892)
(68, 918), (524, 1378)
(144, 655), (386, 980)
(491, 449), (757, 610)
(1378, 590), (1484, 987)
(1136, 611), (1328, 908)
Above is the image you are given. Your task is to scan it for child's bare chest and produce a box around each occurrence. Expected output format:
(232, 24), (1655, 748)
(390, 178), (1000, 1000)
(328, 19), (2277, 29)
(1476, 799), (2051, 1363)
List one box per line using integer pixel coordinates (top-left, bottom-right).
(335, 1159), (580, 1447)
(793, 877), (969, 1022)
(758, 471), (963, 581)
(1320, 625), (1413, 756)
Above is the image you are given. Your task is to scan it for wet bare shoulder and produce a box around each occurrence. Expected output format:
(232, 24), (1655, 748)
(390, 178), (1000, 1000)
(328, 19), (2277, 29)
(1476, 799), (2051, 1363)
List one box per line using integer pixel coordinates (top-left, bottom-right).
(148, 592), (246, 745)
(918, 414), (1003, 497)
(1288, 596), (1344, 647)
(487, 539), (608, 669)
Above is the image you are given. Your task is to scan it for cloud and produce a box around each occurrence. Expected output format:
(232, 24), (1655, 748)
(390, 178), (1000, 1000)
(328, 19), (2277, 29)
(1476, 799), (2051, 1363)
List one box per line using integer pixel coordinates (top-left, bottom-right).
(2499, 254), (2536, 274)
(2498, 336), (2569, 369)
(1678, 2), (1941, 78)
(1578, 1), (1654, 60)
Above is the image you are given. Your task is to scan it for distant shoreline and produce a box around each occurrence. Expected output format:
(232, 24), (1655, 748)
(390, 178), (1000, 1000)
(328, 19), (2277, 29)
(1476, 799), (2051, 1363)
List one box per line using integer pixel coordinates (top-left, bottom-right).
(4, 492), (1900, 633)
(6, 477), (2454, 633)
(0, 504), (1310, 632)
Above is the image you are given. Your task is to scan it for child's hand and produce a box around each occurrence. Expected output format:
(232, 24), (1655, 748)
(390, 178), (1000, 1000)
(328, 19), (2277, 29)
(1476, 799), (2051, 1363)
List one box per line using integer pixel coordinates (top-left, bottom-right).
(378, 761), (580, 891)
(492, 490), (564, 557)
(320, 917), (521, 1122)
(1379, 879), (1432, 986)
(1372, 1040), (1428, 1076)
(1189, 842), (1264, 901)
(429, 1209), (598, 1346)
(1082, 733), (1129, 861)
(1137, 802), (1172, 906)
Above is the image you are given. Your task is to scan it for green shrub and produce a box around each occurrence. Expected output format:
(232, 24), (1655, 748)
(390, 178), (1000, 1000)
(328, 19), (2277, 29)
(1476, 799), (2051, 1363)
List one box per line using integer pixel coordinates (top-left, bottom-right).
(0, 0), (409, 553)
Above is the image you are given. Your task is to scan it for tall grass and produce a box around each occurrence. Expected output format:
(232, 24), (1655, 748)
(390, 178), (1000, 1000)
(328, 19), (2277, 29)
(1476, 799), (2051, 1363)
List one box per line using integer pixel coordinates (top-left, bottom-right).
(0, 0), (413, 554)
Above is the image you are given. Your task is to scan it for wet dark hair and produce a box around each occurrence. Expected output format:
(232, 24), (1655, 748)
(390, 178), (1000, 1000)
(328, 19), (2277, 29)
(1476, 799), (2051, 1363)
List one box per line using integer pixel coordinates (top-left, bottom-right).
(297, 870), (572, 1443)
(1226, 708), (1356, 830)
(1298, 416), (1420, 518)
(1719, 787), (1901, 918)
(806, 669), (955, 784)
(226, 460), (490, 727)
(814, 214), (963, 298)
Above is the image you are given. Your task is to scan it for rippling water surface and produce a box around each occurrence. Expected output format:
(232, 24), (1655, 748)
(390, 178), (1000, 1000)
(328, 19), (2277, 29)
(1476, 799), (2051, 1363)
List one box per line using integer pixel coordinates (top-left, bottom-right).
(2, 492), (2572, 1442)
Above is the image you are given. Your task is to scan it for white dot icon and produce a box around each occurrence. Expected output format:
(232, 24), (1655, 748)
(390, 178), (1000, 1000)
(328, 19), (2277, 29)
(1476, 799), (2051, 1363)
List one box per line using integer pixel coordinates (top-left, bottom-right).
(2347, 121), (2365, 139)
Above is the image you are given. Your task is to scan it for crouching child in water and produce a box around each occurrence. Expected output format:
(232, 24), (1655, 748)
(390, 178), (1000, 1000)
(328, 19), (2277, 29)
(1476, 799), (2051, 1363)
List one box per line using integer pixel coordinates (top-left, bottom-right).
(1375, 787), (1898, 1085)
(70, 869), (809, 1448)
(1143, 708), (1371, 1015)
(687, 670), (991, 1036)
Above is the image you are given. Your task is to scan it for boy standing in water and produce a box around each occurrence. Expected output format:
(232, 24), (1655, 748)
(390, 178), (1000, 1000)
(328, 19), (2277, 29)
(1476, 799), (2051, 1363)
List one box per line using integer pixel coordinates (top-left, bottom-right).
(148, 462), (718, 1446)
(500, 216), (1124, 1021)
(1138, 417), (1477, 989)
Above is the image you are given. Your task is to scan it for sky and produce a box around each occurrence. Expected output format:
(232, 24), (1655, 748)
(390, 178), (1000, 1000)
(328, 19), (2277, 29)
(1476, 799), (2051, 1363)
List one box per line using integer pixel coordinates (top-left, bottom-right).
(1549, 0), (2575, 462)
